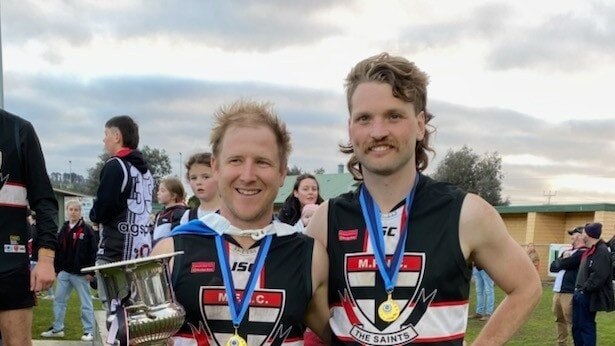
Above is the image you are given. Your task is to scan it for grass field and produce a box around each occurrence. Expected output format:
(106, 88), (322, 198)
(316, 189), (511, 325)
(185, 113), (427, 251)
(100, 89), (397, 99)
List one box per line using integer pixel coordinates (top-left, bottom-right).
(32, 282), (615, 343)
(32, 288), (102, 340)
(465, 281), (615, 345)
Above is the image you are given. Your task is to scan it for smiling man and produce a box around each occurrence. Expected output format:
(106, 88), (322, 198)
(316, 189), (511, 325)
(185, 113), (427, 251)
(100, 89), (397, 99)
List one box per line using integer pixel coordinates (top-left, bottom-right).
(306, 53), (542, 345)
(153, 100), (329, 345)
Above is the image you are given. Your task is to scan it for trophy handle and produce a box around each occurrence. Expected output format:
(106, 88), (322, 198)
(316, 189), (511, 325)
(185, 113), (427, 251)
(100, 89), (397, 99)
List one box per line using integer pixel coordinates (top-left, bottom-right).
(125, 304), (159, 320)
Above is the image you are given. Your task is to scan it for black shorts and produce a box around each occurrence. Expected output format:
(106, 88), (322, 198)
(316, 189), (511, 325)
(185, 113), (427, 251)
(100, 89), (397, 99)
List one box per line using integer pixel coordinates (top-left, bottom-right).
(0, 264), (35, 310)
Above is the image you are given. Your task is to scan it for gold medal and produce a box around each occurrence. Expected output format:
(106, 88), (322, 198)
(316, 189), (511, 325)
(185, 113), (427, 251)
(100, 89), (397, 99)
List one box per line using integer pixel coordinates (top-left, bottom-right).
(378, 293), (400, 322)
(226, 333), (247, 346)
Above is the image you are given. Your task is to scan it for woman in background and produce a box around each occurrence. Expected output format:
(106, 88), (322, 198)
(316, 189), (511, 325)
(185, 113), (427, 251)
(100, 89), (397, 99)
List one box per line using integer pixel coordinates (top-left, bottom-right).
(277, 174), (324, 232)
(527, 242), (540, 272)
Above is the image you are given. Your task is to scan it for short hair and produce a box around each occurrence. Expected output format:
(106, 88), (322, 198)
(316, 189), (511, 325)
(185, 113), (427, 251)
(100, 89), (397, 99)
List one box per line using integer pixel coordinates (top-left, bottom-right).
(160, 177), (186, 203)
(65, 200), (82, 210)
(210, 100), (291, 172)
(185, 152), (213, 180)
(340, 52), (435, 179)
(105, 115), (140, 149)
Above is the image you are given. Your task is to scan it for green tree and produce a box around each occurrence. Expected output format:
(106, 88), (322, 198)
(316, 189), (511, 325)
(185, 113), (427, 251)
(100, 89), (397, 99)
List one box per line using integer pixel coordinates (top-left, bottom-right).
(84, 152), (111, 195)
(287, 165), (303, 175)
(314, 167), (325, 175)
(84, 146), (172, 198)
(433, 145), (508, 206)
(141, 146), (172, 182)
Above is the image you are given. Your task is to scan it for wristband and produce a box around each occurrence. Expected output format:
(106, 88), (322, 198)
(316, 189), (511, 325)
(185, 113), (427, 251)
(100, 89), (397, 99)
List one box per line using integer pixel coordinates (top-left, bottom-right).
(38, 248), (56, 259)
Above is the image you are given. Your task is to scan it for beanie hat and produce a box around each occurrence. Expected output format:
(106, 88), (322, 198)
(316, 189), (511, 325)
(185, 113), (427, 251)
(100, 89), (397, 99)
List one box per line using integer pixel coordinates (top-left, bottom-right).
(584, 222), (602, 239)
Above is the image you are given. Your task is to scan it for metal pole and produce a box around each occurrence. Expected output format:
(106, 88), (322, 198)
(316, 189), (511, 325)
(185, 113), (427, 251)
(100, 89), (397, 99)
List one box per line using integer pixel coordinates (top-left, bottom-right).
(179, 152), (183, 178)
(0, 0), (5, 109)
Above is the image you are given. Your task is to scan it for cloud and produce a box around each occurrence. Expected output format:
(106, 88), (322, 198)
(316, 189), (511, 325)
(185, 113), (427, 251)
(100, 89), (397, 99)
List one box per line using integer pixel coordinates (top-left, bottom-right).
(5, 73), (348, 180)
(3, 0), (614, 205)
(9, 70), (615, 205)
(394, 1), (615, 72)
(426, 101), (615, 204)
(487, 2), (615, 70)
(1, 1), (94, 45)
(397, 3), (515, 51)
(2, 0), (345, 52)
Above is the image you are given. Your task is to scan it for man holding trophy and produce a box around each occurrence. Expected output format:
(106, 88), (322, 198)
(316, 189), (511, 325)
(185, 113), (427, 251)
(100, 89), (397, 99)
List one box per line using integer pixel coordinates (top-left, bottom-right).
(152, 100), (330, 345)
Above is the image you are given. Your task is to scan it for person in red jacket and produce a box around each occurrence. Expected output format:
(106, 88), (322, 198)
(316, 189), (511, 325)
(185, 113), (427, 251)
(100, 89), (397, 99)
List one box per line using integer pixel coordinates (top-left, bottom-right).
(41, 200), (97, 342)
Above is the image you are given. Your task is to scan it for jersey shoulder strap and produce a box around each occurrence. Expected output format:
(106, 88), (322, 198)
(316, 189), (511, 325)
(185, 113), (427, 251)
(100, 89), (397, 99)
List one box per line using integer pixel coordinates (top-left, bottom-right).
(109, 157), (129, 193)
(188, 207), (199, 221)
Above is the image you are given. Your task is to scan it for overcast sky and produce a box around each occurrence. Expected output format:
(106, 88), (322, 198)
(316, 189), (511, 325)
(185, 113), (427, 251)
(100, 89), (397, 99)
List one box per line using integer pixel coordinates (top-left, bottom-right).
(2, 0), (615, 205)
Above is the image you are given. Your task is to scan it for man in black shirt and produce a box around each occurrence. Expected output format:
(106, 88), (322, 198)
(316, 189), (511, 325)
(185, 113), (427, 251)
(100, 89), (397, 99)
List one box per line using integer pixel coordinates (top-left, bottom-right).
(0, 110), (58, 345)
(152, 101), (329, 345)
(550, 226), (586, 346)
(572, 223), (614, 345)
(306, 53), (541, 345)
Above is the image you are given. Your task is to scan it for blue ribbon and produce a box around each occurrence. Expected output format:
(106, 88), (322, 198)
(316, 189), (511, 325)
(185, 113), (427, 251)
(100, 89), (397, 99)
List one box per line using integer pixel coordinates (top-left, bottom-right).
(358, 175), (419, 293)
(215, 235), (272, 328)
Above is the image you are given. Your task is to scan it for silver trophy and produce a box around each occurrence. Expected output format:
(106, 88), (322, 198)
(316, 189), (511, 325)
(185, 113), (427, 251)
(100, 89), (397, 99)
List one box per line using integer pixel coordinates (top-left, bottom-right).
(82, 252), (186, 346)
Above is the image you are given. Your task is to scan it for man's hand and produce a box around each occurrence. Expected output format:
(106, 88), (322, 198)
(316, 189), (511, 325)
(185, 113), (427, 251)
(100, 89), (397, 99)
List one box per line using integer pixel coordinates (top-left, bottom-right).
(30, 256), (56, 292)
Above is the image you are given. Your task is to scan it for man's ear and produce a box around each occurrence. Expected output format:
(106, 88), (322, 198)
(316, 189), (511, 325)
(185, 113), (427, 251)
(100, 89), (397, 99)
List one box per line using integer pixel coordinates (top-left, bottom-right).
(112, 128), (123, 146)
(416, 110), (426, 141)
(211, 156), (219, 176)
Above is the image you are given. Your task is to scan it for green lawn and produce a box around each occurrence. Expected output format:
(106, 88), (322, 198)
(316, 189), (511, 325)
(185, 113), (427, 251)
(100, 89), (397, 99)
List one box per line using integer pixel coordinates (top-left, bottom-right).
(466, 281), (615, 345)
(32, 288), (102, 340)
(32, 282), (615, 343)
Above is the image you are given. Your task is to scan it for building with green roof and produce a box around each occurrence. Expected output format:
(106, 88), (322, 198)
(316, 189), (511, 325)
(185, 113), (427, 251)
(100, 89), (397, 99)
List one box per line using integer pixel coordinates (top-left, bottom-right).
(495, 203), (615, 279)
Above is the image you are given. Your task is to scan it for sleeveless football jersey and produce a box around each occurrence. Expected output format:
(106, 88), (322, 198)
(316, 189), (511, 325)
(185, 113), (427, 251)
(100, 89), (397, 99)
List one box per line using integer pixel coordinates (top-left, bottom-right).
(327, 174), (470, 345)
(172, 233), (314, 346)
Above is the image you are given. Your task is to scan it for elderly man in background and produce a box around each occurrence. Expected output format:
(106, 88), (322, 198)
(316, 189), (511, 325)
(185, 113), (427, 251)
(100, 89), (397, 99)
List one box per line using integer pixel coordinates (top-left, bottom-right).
(550, 226), (586, 346)
(572, 223), (614, 346)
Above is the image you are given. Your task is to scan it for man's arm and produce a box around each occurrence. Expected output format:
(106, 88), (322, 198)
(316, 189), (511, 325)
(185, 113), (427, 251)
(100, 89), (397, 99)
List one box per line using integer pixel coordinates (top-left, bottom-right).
(84, 222), (98, 268)
(552, 249), (584, 271)
(151, 237), (176, 274)
(582, 248), (611, 292)
(305, 200), (330, 248)
(460, 194), (542, 345)
(21, 121), (58, 291)
(22, 121), (58, 252)
(304, 238), (330, 343)
(89, 159), (124, 224)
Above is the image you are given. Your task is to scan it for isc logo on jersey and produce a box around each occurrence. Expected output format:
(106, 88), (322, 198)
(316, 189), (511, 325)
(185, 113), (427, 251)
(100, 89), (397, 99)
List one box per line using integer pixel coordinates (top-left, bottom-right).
(198, 286), (290, 345)
(341, 252), (436, 345)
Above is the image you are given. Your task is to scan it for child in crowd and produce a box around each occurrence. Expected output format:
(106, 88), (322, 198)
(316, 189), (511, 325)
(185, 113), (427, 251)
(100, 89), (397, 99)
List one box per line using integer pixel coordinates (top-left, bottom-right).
(294, 203), (319, 232)
(180, 152), (220, 224)
(152, 177), (187, 243)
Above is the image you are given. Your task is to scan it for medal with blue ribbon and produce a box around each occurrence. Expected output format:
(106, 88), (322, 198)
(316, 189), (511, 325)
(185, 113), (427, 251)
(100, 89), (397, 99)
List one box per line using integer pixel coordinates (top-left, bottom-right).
(359, 174), (419, 323)
(215, 235), (272, 346)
